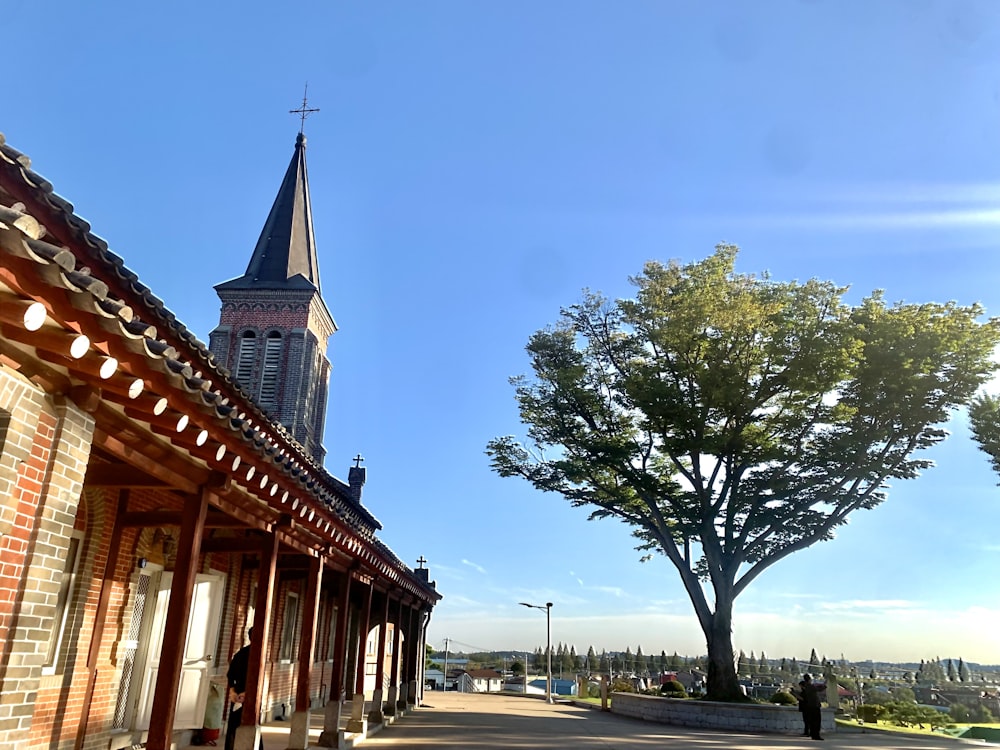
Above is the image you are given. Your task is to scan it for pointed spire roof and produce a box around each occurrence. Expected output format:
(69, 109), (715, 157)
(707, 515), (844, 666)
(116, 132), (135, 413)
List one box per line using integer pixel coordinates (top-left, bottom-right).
(216, 132), (322, 292)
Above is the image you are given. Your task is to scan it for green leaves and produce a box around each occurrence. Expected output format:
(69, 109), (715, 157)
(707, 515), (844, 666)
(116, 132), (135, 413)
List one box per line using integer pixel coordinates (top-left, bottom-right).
(969, 393), (1000, 480)
(489, 246), (1000, 577)
(486, 244), (1000, 698)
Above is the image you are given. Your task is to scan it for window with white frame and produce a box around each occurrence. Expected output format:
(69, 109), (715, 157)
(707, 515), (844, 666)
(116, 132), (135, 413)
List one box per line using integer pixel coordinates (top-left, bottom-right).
(43, 531), (83, 674)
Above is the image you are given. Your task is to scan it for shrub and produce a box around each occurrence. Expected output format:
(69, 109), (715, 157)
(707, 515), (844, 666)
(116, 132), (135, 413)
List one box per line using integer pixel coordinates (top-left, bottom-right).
(949, 703), (971, 722)
(858, 704), (887, 723)
(659, 680), (687, 697)
(969, 704), (995, 723)
(769, 691), (798, 706)
(884, 701), (949, 729)
(610, 678), (635, 694)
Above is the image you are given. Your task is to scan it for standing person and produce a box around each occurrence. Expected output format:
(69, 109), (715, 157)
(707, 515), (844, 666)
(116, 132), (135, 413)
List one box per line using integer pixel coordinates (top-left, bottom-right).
(225, 627), (262, 750)
(792, 679), (809, 736)
(799, 673), (824, 741)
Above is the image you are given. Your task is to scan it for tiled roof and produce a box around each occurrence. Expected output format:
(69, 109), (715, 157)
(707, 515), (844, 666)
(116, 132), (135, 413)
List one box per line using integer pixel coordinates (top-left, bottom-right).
(215, 132), (323, 294)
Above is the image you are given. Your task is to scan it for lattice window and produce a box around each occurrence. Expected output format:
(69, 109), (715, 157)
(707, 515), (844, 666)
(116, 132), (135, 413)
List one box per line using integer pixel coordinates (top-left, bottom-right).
(258, 332), (283, 406)
(113, 571), (152, 728)
(234, 331), (257, 386)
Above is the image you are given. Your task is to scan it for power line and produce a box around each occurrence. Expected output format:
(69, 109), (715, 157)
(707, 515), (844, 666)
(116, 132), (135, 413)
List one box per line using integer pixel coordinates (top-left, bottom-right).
(431, 638), (501, 653)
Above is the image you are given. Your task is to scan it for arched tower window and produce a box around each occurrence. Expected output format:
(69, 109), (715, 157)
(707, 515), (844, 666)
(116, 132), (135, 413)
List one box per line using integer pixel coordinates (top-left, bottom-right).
(234, 330), (257, 386)
(259, 331), (283, 406)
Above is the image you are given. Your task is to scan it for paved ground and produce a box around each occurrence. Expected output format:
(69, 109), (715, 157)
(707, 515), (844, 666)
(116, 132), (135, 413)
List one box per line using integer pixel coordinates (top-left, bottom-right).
(242, 693), (987, 749)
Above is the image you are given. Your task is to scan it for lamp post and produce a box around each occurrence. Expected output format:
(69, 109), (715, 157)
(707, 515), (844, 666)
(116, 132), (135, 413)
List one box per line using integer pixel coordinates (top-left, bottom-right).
(519, 601), (553, 704)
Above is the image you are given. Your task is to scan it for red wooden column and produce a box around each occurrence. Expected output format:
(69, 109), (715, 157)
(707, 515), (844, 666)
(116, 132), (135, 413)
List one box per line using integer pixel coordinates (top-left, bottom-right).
(345, 577), (374, 733)
(367, 592), (391, 723)
(146, 487), (209, 750)
(289, 554), (323, 749)
(236, 529), (279, 750)
(384, 597), (404, 717)
(318, 569), (352, 747)
(74, 490), (129, 750)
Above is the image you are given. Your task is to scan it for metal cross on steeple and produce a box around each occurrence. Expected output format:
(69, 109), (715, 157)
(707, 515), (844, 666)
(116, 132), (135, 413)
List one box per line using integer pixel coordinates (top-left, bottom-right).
(290, 84), (320, 134)
(416, 556), (427, 569)
(353, 454), (365, 468)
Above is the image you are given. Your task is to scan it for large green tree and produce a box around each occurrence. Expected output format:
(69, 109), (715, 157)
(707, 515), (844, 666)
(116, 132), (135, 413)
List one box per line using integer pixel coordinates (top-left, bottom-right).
(487, 246), (1000, 700)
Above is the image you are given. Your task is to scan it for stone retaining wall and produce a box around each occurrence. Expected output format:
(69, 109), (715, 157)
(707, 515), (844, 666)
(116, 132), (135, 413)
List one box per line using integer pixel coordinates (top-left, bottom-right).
(611, 693), (836, 735)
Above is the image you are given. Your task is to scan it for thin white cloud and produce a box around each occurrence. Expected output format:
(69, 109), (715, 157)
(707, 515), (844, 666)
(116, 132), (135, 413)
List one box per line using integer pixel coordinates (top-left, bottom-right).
(430, 563), (465, 580)
(816, 599), (917, 612)
(806, 182), (1000, 205)
(462, 559), (487, 575)
(592, 585), (626, 597)
(744, 208), (1000, 232)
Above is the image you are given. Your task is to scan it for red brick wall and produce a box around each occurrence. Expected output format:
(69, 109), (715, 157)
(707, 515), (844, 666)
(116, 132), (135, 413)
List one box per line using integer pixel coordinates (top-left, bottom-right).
(0, 370), (96, 750)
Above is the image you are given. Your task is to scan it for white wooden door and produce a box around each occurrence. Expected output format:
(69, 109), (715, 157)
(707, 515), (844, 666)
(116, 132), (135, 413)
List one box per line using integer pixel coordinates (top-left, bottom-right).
(135, 572), (225, 730)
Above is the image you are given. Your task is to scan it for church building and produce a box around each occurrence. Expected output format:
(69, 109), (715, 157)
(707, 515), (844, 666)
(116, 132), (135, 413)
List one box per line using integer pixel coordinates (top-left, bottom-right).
(0, 126), (439, 750)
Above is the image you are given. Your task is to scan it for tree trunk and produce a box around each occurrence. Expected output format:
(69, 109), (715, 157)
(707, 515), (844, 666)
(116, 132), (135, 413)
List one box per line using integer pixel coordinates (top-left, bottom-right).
(703, 606), (744, 701)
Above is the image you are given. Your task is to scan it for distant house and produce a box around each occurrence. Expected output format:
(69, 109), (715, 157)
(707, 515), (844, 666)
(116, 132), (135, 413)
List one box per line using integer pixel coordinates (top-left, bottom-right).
(503, 676), (530, 693)
(528, 678), (578, 696)
(425, 668), (445, 690)
(673, 670), (706, 692)
(464, 669), (504, 693)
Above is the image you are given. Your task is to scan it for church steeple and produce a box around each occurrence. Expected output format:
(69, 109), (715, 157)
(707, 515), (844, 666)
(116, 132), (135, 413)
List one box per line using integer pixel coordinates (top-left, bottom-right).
(216, 132), (322, 293)
(210, 133), (336, 464)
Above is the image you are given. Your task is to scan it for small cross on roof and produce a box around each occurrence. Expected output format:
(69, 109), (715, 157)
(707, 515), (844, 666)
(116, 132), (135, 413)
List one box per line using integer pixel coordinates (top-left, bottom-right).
(290, 84), (320, 134)
(416, 556), (427, 569)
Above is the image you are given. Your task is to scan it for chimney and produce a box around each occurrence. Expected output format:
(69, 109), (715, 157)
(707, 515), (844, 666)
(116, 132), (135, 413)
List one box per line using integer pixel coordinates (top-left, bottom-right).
(348, 464), (366, 502)
(348, 454), (366, 501)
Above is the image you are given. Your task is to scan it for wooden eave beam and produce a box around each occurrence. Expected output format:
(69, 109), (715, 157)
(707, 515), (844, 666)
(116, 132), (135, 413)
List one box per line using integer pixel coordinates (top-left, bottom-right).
(0, 336), (72, 393)
(92, 428), (201, 495)
(201, 537), (274, 554)
(86, 464), (171, 489)
(119, 510), (245, 528)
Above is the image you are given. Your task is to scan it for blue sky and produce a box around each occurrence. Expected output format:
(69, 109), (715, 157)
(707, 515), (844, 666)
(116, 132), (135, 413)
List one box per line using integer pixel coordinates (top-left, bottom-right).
(5, 0), (1000, 665)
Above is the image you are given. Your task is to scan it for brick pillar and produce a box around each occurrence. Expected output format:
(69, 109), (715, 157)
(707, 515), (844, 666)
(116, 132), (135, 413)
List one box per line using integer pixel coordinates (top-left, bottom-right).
(0, 379), (95, 750)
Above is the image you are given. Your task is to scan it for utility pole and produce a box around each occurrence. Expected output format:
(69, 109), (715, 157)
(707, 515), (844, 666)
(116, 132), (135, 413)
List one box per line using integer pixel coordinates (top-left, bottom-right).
(443, 638), (450, 691)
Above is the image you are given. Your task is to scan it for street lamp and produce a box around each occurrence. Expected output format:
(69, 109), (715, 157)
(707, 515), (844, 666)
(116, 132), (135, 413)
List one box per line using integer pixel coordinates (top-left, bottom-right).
(519, 601), (553, 704)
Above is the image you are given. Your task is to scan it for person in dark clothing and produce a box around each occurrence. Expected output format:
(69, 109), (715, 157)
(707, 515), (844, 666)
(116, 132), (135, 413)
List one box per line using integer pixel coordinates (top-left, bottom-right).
(798, 673), (824, 740)
(795, 679), (809, 736)
(225, 627), (262, 750)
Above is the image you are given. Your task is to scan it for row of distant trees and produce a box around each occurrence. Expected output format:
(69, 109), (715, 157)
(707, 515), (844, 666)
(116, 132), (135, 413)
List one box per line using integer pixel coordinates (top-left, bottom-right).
(433, 645), (998, 684)
(738, 651), (988, 683)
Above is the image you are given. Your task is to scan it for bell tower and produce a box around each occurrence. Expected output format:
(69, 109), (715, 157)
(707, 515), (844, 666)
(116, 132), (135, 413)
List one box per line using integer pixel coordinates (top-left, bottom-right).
(209, 132), (335, 464)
